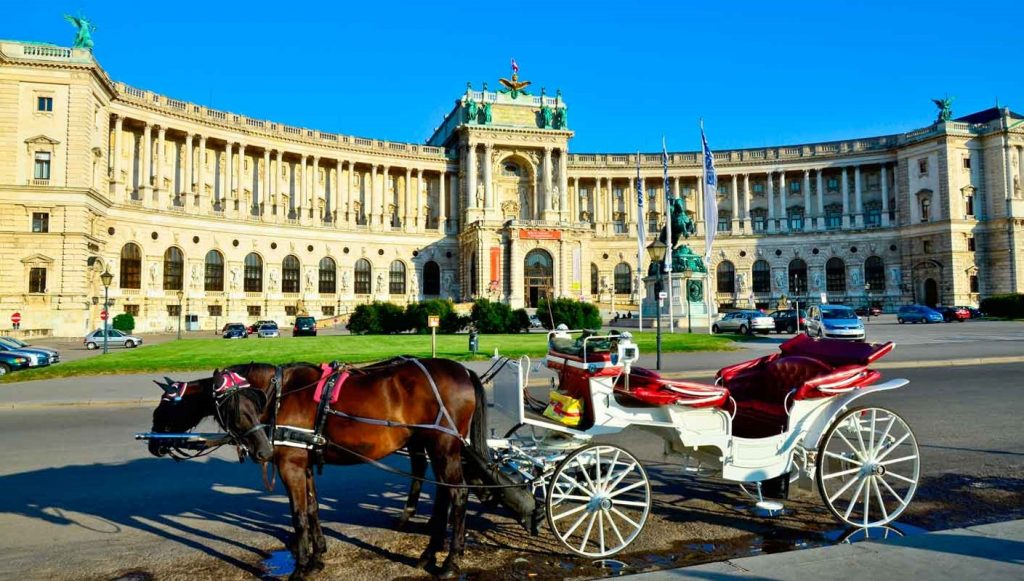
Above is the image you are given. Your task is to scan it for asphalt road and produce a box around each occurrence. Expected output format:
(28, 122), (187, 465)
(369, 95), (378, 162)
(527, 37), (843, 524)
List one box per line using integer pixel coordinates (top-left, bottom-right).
(1, 361), (1021, 580)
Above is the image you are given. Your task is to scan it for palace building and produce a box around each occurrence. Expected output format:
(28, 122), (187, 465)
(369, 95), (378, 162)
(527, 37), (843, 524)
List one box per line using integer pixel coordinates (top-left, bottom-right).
(2, 39), (1023, 337)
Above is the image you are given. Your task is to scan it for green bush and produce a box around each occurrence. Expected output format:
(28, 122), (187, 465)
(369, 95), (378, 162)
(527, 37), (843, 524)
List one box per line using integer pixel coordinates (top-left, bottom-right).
(512, 308), (532, 334)
(378, 302), (412, 334)
(346, 303), (382, 335)
(536, 297), (602, 330)
(405, 299), (468, 334)
(470, 299), (529, 334)
(979, 293), (1024, 319)
(112, 312), (135, 333)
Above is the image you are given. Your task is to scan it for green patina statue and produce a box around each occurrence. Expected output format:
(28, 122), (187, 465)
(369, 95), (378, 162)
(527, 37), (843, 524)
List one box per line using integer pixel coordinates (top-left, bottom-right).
(483, 101), (492, 124)
(556, 106), (568, 129)
(540, 104), (553, 129)
(932, 97), (954, 123)
(65, 14), (96, 49)
(648, 198), (705, 275)
(686, 279), (703, 303)
(465, 99), (478, 123)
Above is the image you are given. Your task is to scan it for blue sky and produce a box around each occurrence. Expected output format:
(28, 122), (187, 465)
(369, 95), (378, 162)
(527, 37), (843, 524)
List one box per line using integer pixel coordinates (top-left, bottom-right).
(5, 1), (1022, 152)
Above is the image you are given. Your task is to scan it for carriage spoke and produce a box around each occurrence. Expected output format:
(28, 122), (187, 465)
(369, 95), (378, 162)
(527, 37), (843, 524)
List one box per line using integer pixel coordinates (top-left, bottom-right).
(868, 409), (877, 454)
(828, 473), (864, 504)
(575, 456), (599, 494)
(872, 415), (898, 457)
(599, 449), (622, 492)
(605, 461), (639, 491)
(579, 511), (599, 553)
(878, 475), (911, 508)
(598, 511), (606, 555)
(606, 509), (626, 546)
(607, 480), (646, 499)
(594, 448), (604, 493)
(562, 508), (591, 539)
(862, 478), (871, 527)
(823, 450), (863, 466)
(823, 465), (864, 481)
(552, 494), (595, 503)
(836, 430), (863, 459)
(610, 506), (640, 529)
(883, 471), (917, 485)
(551, 502), (590, 522)
(874, 432), (911, 462)
(844, 478), (868, 520)
(853, 414), (869, 458)
(611, 499), (649, 508)
(872, 478), (889, 521)
(879, 454), (918, 467)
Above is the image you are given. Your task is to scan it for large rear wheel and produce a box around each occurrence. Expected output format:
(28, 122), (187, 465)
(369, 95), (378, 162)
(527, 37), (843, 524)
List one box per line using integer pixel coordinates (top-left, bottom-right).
(816, 406), (920, 527)
(546, 443), (650, 558)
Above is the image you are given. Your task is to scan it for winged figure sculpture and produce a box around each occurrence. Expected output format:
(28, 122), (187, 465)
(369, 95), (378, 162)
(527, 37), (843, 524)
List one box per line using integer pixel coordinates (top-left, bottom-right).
(499, 72), (531, 99)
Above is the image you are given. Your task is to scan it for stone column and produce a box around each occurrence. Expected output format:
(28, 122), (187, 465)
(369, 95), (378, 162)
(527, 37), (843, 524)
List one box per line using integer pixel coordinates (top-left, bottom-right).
(766, 171), (776, 233)
(197, 136), (207, 211)
(332, 159), (342, 225)
(183, 134), (194, 202)
(237, 144), (247, 211)
(779, 171), (788, 232)
(296, 155), (306, 222)
(543, 147), (553, 215)
(370, 165), (380, 229)
(438, 170), (447, 234)
(274, 150), (283, 221)
(593, 177), (603, 235)
(342, 161), (352, 227)
(141, 122), (152, 203)
(803, 169), (812, 232)
(415, 168), (424, 232)
(730, 174), (739, 233)
(816, 169), (825, 231)
(881, 164), (890, 227)
(222, 142), (233, 212)
(742, 173), (751, 224)
(854, 165), (864, 228)
(841, 167), (850, 229)
(673, 175), (681, 199)
(466, 143), (477, 210)
(257, 150), (267, 216)
(559, 149), (569, 219)
(483, 144), (494, 210)
(111, 115), (124, 201)
(404, 167), (413, 231)
(155, 126), (166, 204)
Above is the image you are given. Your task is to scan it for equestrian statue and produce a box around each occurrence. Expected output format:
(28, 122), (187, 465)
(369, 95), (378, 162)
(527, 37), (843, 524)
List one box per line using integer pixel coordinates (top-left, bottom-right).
(649, 197), (705, 275)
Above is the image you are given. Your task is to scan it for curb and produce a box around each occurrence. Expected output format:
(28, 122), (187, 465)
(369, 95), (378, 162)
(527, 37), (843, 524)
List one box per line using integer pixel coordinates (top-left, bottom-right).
(3, 355), (1023, 411)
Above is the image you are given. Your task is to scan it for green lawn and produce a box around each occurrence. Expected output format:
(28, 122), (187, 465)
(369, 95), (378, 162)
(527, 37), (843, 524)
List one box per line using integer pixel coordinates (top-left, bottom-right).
(2, 332), (738, 383)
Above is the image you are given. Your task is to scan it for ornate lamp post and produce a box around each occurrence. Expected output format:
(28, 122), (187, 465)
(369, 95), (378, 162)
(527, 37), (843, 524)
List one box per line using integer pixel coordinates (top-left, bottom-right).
(176, 290), (184, 339)
(100, 268), (113, 355)
(864, 282), (871, 321)
(792, 273), (802, 332)
(647, 239), (668, 371)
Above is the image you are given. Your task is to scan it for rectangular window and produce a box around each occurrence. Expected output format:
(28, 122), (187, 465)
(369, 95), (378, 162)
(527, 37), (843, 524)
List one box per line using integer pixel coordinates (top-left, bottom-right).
(752, 183), (765, 194)
(866, 207), (882, 227)
(827, 177), (839, 191)
(32, 212), (49, 233)
(322, 306), (335, 317)
(247, 305), (261, 316)
(29, 267), (46, 293)
(826, 209), (842, 230)
(965, 195), (974, 217)
(789, 214), (804, 231)
(34, 152), (51, 180)
(37, 96), (53, 112)
(717, 217), (730, 232)
(208, 305), (223, 317)
(970, 275), (979, 293)
(789, 181), (800, 193)
(167, 304), (181, 316)
(968, 237), (976, 251)
(963, 157), (971, 170)
(125, 304), (140, 316)
(918, 158), (928, 175)
(613, 187), (624, 199)
(285, 305), (297, 316)
(613, 221), (627, 234)
(718, 184), (729, 195)
(752, 215), (767, 233)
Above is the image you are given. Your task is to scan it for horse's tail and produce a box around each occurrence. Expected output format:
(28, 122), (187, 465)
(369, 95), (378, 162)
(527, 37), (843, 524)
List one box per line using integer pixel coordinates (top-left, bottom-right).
(467, 368), (490, 462)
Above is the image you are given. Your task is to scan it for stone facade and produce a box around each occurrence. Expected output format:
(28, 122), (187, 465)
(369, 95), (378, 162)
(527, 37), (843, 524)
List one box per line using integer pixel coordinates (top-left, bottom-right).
(2, 40), (1023, 336)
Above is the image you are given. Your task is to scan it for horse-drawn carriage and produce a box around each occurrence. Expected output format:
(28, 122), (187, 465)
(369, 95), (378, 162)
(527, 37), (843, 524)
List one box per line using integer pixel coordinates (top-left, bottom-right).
(137, 330), (919, 578)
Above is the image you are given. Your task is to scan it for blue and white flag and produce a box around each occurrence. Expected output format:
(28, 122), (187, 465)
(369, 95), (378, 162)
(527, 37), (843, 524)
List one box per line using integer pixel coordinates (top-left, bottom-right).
(662, 138), (672, 273)
(635, 152), (646, 277)
(701, 123), (718, 267)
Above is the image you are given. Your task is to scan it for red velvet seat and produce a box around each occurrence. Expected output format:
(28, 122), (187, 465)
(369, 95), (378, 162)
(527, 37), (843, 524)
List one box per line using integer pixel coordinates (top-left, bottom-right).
(616, 367), (729, 408)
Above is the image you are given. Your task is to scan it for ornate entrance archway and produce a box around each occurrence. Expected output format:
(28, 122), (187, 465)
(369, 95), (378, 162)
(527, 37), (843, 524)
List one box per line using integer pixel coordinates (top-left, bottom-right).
(524, 249), (553, 307)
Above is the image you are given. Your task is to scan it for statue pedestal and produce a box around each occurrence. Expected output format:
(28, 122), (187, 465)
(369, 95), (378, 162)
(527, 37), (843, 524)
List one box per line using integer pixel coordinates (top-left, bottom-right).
(634, 271), (714, 332)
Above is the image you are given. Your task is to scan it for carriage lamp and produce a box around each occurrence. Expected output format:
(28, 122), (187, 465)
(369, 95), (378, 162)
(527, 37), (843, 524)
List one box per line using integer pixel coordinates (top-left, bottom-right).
(646, 240), (667, 370)
(100, 268), (113, 355)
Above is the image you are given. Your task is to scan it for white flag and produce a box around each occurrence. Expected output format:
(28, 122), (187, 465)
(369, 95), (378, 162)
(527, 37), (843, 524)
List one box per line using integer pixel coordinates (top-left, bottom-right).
(700, 123), (718, 267)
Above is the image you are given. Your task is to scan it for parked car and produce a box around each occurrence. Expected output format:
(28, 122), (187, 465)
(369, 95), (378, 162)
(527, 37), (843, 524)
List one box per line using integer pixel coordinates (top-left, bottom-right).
(0, 336), (61, 363)
(0, 352), (31, 377)
(896, 305), (944, 324)
(293, 316), (318, 337)
(805, 305), (866, 341)
(0, 337), (58, 365)
(956, 306), (985, 319)
(712, 310), (775, 335)
(936, 306), (970, 322)
(222, 323), (248, 339)
(247, 320), (276, 335)
(257, 322), (280, 338)
(84, 328), (144, 349)
(854, 305), (882, 317)
(529, 315), (544, 329)
(767, 309), (807, 334)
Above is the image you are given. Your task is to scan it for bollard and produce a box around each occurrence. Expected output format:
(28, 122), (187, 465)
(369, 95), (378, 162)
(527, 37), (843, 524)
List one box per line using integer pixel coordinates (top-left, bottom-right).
(468, 330), (479, 354)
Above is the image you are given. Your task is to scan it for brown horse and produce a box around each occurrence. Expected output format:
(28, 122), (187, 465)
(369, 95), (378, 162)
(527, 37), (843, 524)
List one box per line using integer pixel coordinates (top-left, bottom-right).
(154, 359), (489, 579)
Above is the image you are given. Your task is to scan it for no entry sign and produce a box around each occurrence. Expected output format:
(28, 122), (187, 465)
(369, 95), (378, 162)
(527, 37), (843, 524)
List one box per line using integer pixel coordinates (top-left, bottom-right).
(100, 310), (109, 321)
(10, 312), (21, 324)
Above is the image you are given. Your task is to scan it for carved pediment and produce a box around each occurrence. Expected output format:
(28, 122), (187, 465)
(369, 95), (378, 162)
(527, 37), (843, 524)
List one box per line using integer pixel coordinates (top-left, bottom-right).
(21, 253), (55, 265)
(25, 135), (61, 146)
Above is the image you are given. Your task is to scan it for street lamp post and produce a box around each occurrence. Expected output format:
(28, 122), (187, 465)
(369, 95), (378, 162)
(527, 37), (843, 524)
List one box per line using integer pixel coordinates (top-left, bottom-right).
(864, 283), (871, 322)
(100, 268), (113, 355)
(792, 273), (801, 332)
(647, 239), (667, 371)
(176, 290), (184, 339)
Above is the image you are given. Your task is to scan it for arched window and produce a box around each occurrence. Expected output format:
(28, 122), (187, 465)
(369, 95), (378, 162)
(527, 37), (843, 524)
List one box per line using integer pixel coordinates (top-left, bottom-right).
(120, 243), (142, 289)
(423, 261), (441, 295)
(244, 253), (263, 292)
(162, 247), (183, 291)
(354, 259), (371, 294)
(789, 259), (808, 295)
(865, 256), (885, 291)
(590, 263), (599, 295)
(318, 257), (336, 294)
(614, 263), (631, 294)
(389, 260), (406, 295)
(282, 255), (300, 293)
(752, 260), (770, 293)
(204, 250), (223, 292)
(717, 261), (735, 294)
(826, 257), (846, 293)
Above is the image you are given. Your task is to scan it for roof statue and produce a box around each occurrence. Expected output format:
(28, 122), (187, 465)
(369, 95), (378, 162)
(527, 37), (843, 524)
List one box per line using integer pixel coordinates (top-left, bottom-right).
(499, 58), (531, 99)
(64, 14), (96, 49)
(932, 96), (954, 123)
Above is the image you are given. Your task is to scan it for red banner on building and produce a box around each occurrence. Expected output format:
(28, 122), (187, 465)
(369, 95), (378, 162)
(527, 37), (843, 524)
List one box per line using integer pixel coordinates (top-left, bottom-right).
(490, 247), (501, 285)
(520, 229), (561, 240)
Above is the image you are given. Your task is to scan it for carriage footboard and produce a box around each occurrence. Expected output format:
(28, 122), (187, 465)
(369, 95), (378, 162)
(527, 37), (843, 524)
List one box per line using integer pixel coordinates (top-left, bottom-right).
(463, 447), (543, 535)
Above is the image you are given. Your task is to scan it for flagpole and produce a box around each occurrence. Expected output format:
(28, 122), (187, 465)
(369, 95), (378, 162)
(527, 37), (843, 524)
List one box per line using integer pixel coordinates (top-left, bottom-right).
(663, 137), (674, 334)
(636, 152), (644, 332)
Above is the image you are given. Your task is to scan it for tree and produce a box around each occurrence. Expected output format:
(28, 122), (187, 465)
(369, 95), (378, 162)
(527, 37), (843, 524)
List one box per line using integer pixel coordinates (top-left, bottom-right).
(112, 312), (135, 333)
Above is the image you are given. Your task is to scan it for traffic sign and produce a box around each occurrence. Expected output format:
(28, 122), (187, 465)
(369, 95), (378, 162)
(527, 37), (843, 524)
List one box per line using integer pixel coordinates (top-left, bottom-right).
(100, 310), (109, 321)
(658, 291), (667, 300)
(427, 315), (440, 328)
(10, 312), (21, 324)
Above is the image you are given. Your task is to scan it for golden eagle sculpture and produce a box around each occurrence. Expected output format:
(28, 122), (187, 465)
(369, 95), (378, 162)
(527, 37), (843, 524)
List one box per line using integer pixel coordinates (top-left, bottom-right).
(499, 58), (531, 99)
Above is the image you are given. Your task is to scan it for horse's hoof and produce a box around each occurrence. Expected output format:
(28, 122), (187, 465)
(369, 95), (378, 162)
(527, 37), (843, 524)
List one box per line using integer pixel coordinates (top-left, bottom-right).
(416, 554), (435, 571)
(310, 559), (326, 574)
(395, 516), (411, 531)
(437, 564), (460, 579)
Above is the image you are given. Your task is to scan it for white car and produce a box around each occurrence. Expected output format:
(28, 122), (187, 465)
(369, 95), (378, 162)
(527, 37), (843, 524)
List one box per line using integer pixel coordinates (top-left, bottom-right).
(84, 328), (144, 349)
(712, 310), (775, 335)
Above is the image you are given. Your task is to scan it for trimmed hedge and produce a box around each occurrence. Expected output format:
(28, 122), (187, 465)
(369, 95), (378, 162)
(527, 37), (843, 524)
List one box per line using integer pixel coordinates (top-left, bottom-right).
(980, 293), (1024, 319)
(536, 297), (602, 330)
(405, 299), (470, 334)
(470, 299), (530, 334)
(112, 313), (135, 332)
(347, 300), (471, 335)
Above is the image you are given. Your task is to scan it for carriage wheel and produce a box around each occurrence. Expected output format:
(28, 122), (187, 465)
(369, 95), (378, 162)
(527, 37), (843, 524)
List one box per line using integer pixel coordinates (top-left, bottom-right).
(816, 406), (920, 528)
(546, 443), (650, 558)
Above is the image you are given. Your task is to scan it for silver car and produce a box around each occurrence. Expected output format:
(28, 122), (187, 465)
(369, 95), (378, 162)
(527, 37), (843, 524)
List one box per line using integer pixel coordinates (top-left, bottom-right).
(84, 328), (144, 349)
(257, 323), (280, 338)
(804, 305), (866, 341)
(712, 310), (775, 335)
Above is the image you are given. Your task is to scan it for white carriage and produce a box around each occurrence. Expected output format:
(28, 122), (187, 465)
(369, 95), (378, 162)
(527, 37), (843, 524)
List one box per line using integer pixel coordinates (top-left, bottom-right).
(484, 330), (920, 558)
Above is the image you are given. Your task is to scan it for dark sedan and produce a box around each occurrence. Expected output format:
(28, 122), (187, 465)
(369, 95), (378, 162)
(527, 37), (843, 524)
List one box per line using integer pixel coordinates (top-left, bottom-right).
(222, 323), (249, 339)
(767, 308), (807, 334)
(0, 352), (31, 377)
(936, 306), (970, 322)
